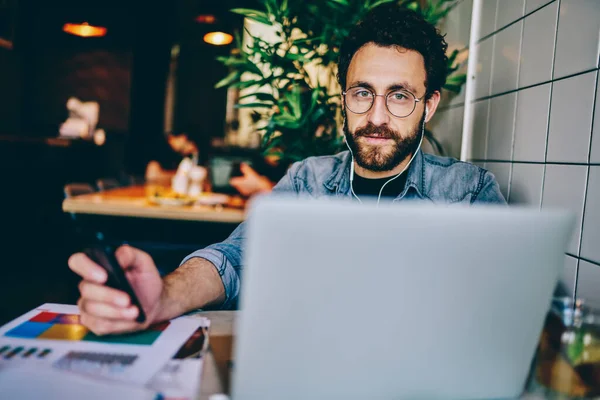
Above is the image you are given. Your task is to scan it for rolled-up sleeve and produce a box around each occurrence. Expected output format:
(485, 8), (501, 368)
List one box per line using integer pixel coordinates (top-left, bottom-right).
(180, 160), (301, 309)
(179, 223), (246, 309)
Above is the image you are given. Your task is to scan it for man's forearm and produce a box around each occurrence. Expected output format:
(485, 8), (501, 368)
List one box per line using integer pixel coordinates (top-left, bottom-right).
(156, 257), (226, 321)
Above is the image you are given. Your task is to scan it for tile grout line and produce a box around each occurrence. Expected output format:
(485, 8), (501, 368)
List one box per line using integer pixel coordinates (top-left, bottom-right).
(566, 254), (600, 268)
(484, 3), (497, 162)
(507, 12), (526, 203)
(477, 0), (556, 44)
(468, 159), (600, 166)
(470, 68), (600, 104)
(437, 102), (467, 112)
(483, 88), (491, 161)
(537, 1), (559, 209)
(588, 69), (599, 166)
(541, 0), (561, 218)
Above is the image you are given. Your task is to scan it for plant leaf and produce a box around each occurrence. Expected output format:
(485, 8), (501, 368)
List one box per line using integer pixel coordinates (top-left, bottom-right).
(328, 0), (349, 6)
(214, 71), (240, 89)
(238, 92), (276, 103)
(234, 102), (274, 109)
(368, 0), (397, 10)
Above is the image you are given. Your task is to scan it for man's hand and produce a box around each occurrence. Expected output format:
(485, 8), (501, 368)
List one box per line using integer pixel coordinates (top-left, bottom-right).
(68, 245), (164, 335)
(229, 163), (274, 197)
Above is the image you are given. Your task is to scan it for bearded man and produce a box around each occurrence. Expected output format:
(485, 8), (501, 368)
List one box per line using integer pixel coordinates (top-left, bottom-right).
(68, 5), (505, 334)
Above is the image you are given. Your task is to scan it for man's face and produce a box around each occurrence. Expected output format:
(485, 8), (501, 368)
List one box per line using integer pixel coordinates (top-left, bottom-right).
(344, 43), (437, 172)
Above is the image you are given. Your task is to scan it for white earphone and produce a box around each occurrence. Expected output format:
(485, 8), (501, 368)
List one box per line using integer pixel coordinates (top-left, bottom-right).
(348, 107), (428, 205)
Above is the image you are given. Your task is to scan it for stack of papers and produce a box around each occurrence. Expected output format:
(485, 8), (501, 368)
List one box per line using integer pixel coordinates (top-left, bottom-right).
(0, 303), (210, 400)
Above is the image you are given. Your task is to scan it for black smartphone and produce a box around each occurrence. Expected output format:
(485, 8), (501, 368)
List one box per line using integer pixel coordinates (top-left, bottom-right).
(229, 161), (244, 178)
(83, 244), (146, 324)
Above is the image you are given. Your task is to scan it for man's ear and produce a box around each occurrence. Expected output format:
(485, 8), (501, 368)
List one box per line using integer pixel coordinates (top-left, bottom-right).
(424, 90), (441, 123)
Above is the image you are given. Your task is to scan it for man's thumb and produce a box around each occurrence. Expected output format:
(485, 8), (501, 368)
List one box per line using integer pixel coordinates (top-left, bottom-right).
(115, 245), (152, 271)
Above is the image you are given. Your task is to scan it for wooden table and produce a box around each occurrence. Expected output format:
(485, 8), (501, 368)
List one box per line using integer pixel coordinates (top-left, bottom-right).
(62, 186), (246, 224)
(195, 311), (236, 400)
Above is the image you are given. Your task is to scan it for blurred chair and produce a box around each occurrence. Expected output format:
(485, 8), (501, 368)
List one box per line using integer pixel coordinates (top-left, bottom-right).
(64, 183), (95, 198)
(96, 178), (121, 192)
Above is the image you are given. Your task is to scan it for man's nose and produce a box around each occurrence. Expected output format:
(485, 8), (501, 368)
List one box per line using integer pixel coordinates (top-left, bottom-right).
(367, 95), (390, 126)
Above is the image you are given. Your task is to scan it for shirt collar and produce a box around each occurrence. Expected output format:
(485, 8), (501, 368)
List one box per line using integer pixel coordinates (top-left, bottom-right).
(402, 149), (425, 198)
(323, 151), (352, 196)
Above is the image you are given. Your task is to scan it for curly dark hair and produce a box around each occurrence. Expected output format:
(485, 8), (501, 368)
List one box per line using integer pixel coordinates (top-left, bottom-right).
(337, 4), (449, 99)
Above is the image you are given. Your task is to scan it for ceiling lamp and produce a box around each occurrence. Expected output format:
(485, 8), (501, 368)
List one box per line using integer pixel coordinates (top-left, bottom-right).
(63, 22), (107, 38)
(203, 31), (233, 46)
(195, 14), (217, 24)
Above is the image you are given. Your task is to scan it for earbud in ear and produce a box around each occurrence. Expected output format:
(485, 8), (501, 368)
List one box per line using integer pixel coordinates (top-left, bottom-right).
(425, 107), (429, 118)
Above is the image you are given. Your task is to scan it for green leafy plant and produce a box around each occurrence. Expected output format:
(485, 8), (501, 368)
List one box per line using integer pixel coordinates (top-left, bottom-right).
(216, 0), (466, 164)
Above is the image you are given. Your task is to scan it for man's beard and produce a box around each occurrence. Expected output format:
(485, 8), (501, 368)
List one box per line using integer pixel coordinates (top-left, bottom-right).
(344, 111), (425, 172)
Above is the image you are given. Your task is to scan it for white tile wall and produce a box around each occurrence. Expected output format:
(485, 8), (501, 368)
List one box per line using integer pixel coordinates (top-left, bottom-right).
(479, 0), (500, 39)
(443, 0), (473, 51)
(428, 106), (464, 160)
(491, 21), (523, 95)
(486, 162), (511, 199)
(467, 0), (599, 303)
(559, 255), (578, 298)
(576, 261), (600, 308)
(513, 84), (551, 162)
(475, 38), (494, 100)
(441, 4), (460, 49)
(581, 167), (600, 264)
(509, 163), (544, 206)
(546, 72), (596, 163)
(525, 0), (555, 14)
(496, 0), (525, 30)
(444, 107), (465, 159)
(438, 0), (471, 111)
(542, 165), (588, 255)
(518, 2), (557, 88)
(471, 100), (489, 160)
(457, 0), (474, 49)
(553, 0), (600, 79)
(487, 93), (516, 160)
(591, 74), (600, 164)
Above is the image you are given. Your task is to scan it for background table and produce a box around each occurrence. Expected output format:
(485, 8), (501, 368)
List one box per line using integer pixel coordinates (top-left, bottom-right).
(62, 185), (245, 224)
(62, 186), (245, 275)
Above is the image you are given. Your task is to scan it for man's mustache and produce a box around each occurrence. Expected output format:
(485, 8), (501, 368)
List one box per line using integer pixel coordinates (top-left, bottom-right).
(354, 123), (396, 140)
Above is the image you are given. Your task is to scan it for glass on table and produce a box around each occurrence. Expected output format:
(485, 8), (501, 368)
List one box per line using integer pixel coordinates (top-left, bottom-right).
(527, 297), (600, 399)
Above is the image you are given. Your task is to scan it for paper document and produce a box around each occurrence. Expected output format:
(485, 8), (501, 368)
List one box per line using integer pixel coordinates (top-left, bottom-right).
(0, 363), (156, 400)
(147, 322), (209, 399)
(0, 303), (206, 385)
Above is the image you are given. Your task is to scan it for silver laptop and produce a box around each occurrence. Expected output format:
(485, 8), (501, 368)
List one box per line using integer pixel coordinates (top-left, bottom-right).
(231, 196), (574, 400)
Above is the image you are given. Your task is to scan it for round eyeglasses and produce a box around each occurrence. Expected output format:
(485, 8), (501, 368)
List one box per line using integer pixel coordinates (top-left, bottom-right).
(342, 86), (425, 118)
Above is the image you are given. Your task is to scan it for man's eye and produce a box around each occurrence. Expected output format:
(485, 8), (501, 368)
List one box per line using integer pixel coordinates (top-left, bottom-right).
(392, 92), (407, 100)
(355, 90), (372, 98)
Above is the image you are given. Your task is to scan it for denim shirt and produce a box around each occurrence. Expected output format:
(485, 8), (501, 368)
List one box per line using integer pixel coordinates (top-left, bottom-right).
(181, 150), (507, 309)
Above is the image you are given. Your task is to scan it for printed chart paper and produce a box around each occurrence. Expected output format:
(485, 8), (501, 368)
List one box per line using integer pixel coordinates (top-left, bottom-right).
(0, 303), (205, 385)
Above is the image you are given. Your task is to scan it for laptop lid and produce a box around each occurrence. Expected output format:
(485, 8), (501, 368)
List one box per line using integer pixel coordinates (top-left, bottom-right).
(232, 197), (574, 400)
